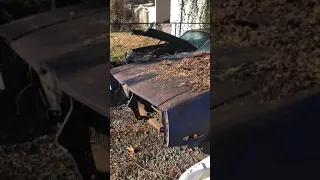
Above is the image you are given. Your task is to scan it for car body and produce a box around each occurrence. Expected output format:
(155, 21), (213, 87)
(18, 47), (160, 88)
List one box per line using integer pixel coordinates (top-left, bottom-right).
(111, 38), (210, 147)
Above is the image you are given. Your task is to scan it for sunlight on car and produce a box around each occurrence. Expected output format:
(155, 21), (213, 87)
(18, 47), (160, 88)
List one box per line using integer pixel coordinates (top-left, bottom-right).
(181, 31), (210, 49)
(197, 41), (210, 52)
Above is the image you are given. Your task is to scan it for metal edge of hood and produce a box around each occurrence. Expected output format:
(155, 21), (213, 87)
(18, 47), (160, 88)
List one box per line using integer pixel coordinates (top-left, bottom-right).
(132, 28), (197, 50)
(0, 1), (107, 42)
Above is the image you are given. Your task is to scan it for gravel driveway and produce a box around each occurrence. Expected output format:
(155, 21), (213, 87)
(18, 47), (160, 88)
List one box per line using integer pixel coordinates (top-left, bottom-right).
(0, 111), (81, 180)
(0, 134), (81, 180)
(110, 105), (209, 180)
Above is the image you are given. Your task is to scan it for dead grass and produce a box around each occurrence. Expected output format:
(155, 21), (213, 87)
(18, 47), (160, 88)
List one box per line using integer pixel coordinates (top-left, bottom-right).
(110, 32), (160, 62)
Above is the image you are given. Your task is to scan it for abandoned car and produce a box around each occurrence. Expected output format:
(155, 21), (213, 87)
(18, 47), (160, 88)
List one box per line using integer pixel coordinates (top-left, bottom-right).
(111, 36), (210, 148)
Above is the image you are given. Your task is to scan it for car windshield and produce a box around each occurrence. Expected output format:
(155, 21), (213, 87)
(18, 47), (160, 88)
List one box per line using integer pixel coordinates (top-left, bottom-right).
(180, 31), (210, 49)
(197, 41), (210, 52)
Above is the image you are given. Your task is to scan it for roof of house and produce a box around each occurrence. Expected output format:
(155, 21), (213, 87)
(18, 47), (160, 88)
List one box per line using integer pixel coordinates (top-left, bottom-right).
(133, 2), (155, 8)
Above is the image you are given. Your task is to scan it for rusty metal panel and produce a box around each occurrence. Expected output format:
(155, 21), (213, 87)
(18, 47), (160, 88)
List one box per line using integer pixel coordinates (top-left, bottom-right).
(10, 11), (108, 72)
(112, 63), (197, 106)
(210, 46), (273, 108)
(211, 46), (271, 69)
(210, 78), (256, 109)
(40, 39), (109, 117)
(110, 64), (137, 75)
(112, 51), (211, 145)
(130, 76), (192, 106)
(0, 2), (109, 118)
(112, 63), (155, 83)
(0, 1), (107, 41)
(58, 63), (109, 117)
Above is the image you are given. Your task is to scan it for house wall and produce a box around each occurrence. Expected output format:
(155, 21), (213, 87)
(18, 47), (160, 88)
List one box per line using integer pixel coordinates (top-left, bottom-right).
(147, 6), (156, 23)
(170, 0), (207, 36)
(155, 0), (170, 23)
(135, 7), (148, 23)
(134, 4), (156, 24)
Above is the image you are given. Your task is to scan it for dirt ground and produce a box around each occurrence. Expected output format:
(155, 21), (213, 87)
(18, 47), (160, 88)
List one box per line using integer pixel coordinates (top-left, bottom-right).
(211, 0), (320, 99)
(110, 105), (208, 180)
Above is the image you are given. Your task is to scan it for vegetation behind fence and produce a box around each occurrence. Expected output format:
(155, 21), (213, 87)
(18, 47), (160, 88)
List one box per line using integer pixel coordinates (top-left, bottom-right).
(110, 22), (209, 63)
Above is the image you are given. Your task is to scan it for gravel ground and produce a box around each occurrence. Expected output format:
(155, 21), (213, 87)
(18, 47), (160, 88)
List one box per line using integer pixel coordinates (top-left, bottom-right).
(0, 109), (81, 180)
(110, 105), (208, 180)
(0, 134), (81, 180)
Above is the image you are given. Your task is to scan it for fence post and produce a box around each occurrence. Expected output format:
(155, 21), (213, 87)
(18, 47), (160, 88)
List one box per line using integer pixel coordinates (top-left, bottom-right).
(175, 23), (177, 37)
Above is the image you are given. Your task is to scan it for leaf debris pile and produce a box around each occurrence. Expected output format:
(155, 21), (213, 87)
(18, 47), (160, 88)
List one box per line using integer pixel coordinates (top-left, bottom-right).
(153, 52), (210, 93)
(212, 0), (320, 99)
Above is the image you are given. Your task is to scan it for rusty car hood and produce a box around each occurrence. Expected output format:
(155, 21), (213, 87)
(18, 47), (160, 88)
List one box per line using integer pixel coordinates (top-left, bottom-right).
(111, 60), (208, 109)
(0, 0), (109, 117)
(210, 46), (274, 109)
(132, 28), (196, 49)
(209, 46), (320, 134)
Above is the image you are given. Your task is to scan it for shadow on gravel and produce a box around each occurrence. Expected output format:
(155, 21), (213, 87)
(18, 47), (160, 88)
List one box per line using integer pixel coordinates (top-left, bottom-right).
(110, 75), (128, 107)
(212, 92), (320, 180)
(0, 115), (55, 145)
(0, 90), (55, 145)
(110, 90), (127, 108)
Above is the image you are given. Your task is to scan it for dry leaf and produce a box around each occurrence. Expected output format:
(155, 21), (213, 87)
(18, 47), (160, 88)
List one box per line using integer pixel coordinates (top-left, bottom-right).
(151, 52), (210, 93)
(127, 146), (135, 153)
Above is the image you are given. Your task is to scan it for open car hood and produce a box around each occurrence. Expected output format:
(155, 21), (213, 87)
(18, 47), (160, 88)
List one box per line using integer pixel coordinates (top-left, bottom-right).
(132, 28), (196, 50)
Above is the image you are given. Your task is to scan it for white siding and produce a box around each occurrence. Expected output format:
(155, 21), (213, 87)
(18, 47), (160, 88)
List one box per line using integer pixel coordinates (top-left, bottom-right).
(147, 6), (156, 23)
(134, 4), (156, 24)
(135, 7), (149, 23)
(170, 0), (207, 36)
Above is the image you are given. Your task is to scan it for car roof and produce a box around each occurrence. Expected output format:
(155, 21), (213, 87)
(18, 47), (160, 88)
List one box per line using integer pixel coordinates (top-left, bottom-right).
(185, 28), (210, 33)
